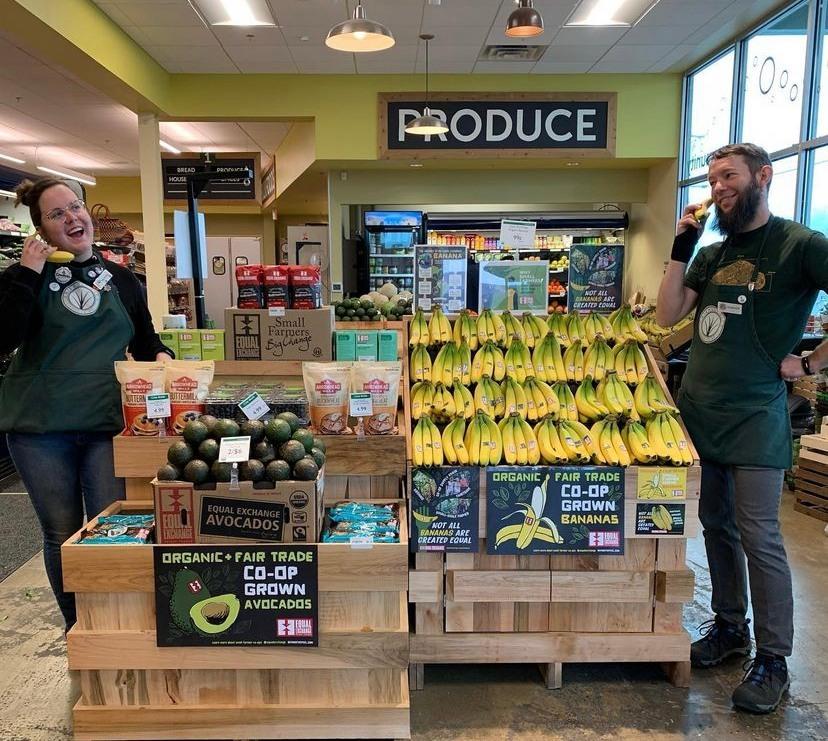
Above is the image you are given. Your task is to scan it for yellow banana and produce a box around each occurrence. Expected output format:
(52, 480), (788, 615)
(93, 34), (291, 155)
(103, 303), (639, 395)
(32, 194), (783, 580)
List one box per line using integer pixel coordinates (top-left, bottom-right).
(559, 420), (591, 463)
(548, 313), (570, 347)
(663, 412), (693, 466)
(412, 416), (425, 466)
(589, 419), (607, 463)
(575, 376), (605, 422)
(500, 414), (519, 464)
(516, 415), (540, 464)
(633, 378), (655, 419)
(501, 311), (525, 348)
(608, 418), (631, 467)
(566, 312), (584, 345)
(485, 412), (503, 465)
(563, 339), (585, 383)
(410, 344), (432, 382)
(625, 420), (656, 464)
(646, 413), (670, 460)
(464, 413), (482, 465)
(490, 312), (507, 346)
(521, 311), (548, 348)
(408, 308), (430, 347)
(428, 416), (444, 466)
(553, 381), (578, 422)
(505, 337), (531, 383)
(452, 415), (470, 464)
(457, 341), (472, 385)
(442, 417), (458, 464)
(598, 420), (621, 465)
(502, 376), (527, 418)
(536, 416), (565, 463)
(452, 382), (475, 419)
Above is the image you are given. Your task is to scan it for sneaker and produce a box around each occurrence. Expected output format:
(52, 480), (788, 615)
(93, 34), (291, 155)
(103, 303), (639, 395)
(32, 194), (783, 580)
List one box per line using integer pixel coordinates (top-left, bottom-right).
(690, 617), (752, 668)
(732, 653), (790, 713)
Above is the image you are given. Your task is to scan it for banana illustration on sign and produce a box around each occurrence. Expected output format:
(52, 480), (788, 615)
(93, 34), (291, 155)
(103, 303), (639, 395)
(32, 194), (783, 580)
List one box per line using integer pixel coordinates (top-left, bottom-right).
(494, 474), (563, 549)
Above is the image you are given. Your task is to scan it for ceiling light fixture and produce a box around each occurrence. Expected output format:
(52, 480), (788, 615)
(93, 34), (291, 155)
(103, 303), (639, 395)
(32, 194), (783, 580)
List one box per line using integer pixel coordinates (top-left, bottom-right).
(566, 0), (659, 27)
(0, 189), (16, 198)
(36, 165), (96, 187)
(409, 162), (424, 168)
(190, 0), (275, 27)
(0, 152), (26, 165)
(160, 140), (181, 154)
(325, 2), (395, 52)
(506, 0), (545, 37)
(405, 34), (450, 137)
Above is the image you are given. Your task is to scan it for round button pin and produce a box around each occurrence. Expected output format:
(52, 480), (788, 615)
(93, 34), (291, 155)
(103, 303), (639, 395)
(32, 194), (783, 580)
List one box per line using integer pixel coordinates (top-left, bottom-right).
(737, 295), (746, 304)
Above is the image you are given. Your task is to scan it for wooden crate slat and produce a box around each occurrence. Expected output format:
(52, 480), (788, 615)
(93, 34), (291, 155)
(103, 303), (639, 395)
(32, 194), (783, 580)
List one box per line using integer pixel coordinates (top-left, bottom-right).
(793, 479), (828, 503)
(655, 569), (695, 603)
(549, 571), (653, 603)
(548, 602), (653, 632)
(446, 570), (551, 603)
(409, 570), (442, 603)
(794, 499), (828, 522)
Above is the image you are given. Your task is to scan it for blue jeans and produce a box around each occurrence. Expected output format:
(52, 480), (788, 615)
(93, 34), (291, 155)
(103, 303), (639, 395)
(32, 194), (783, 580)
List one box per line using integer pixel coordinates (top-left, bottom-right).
(7, 431), (124, 629)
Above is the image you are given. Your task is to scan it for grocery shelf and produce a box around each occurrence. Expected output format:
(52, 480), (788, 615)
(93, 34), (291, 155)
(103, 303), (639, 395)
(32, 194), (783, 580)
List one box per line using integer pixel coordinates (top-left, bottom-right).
(0, 229), (26, 238)
(371, 273), (414, 278)
(549, 291), (567, 297)
(370, 252), (414, 257)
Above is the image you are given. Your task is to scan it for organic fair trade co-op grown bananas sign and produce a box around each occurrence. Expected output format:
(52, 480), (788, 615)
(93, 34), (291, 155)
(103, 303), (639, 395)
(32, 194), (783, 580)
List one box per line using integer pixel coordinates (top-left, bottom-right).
(486, 466), (624, 555)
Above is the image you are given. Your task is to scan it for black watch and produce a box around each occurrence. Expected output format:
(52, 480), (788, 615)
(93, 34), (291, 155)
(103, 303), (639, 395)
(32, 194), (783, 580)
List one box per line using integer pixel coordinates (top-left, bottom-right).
(801, 355), (811, 375)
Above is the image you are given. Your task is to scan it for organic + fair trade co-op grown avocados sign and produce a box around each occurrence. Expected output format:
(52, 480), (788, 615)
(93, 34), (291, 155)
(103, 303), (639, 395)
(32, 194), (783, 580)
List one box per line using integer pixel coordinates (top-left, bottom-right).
(486, 466), (624, 555)
(411, 466), (479, 553)
(154, 544), (318, 647)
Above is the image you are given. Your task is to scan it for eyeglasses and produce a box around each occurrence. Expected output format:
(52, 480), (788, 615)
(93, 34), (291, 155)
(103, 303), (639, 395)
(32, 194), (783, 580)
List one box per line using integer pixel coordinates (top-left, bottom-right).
(44, 199), (86, 222)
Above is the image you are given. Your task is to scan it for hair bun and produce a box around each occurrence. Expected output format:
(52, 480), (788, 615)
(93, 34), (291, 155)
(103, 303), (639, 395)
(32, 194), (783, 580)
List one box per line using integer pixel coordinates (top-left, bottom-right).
(14, 179), (37, 208)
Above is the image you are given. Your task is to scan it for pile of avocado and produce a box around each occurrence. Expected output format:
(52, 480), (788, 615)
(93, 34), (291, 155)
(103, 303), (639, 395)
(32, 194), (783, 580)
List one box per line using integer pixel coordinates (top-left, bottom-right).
(157, 412), (326, 486)
(334, 297), (411, 322)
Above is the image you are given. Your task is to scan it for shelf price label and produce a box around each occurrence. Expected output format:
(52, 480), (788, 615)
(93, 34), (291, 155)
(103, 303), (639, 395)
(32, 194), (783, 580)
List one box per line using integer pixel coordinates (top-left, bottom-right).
(218, 436), (252, 463)
(349, 392), (373, 418)
(146, 393), (171, 420)
(238, 392), (269, 421)
(500, 219), (536, 250)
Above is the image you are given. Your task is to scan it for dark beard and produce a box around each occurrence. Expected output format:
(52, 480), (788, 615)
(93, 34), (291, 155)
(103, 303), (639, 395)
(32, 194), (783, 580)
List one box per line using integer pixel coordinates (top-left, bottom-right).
(713, 179), (762, 237)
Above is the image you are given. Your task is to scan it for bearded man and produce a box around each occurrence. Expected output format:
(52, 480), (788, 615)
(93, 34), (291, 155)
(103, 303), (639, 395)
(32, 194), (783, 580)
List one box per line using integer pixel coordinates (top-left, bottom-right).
(656, 143), (828, 713)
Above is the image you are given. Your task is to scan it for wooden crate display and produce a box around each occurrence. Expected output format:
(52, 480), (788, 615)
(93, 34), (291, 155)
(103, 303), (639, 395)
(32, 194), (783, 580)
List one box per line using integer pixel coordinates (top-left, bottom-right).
(794, 434), (828, 522)
(63, 500), (411, 741)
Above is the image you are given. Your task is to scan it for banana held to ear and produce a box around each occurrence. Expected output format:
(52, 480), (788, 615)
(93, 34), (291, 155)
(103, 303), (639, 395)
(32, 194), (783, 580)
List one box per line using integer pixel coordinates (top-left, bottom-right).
(46, 250), (75, 264)
(694, 197), (714, 222)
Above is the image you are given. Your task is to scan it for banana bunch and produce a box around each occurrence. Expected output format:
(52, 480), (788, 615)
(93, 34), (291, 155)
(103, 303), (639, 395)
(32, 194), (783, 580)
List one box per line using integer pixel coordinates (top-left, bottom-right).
(589, 417), (631, 466)
(575, 375), (609, 422)
(452, 382), (475, 420)
(501, 376), (528, 418)
(566, 312), (584, 345)
(428, 306), (452, 345)
(563, 339), (585, 382)
(535, 415), (569, 464)
(583, 335), (613, 381)
(432, 341), (471, 386)
(532, 333), (567, 382)
(597, 370), (637, 419)
(620, 420), (656, 464)
(555, 419), (593, 463)
(552, 381), (579, 422)
(500, 412), (541, 464)
(474, 376), (505, 418)
(633, 374), (679, 419)
(452, 309), (479, 350)
(442, 415), (470, 465)
(610, 304), (648, 343)
(501, 311), (525, 348)
(651, 504), (674, 531)
(548, 313), (570, 347)
(410, 380), (435, 419)
(583, 310), (615, 343)
(408, 308), (430, 347)
(471, 340), (506, 383)
(412, 415), (443, 467)
(613, 340), (648, 386)
(521, 312), (549, 348)
(476, 309), (506, 346)
(465, 411), (503, 465)
(410, 344), (432, 382)
(645, 411), (693, 466)
(505, 337), (534, 383)
(430, 382), (457, 422)
(640, 312), (694, 344)
(523, 377), (560, 422)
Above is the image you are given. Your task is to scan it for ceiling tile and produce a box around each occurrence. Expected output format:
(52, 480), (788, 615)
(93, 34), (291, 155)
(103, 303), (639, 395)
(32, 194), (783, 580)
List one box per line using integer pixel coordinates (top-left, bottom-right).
(530, 62), (593, 73)
(360, 1), (424, 28)
(95, 3), (134, 27)
(113, 1), (204, 27)
(596, 44), (677, 64)
(143, 45), (235, 65)
(289, 46), (356, 73)
(356, 43), (418, 73)
(119, 25), (153, 47)
(621, 24), (697, 45)
(223, 45), (295, 64)
(209, 25), (286, 47)
(641, 0), (732, 26)
(175, 57), (241, 73)
(549, 26), (629, 46)
(139, 25), (218, 46)
(269, 0), (351, 27)
(427, 44), (487, 63)
(414, 61), (476, 74)
(422, 0), (502, 28)
(647, 45), (697, 72)
(473, 61), (537, 74)
(538, 44), (607, 64)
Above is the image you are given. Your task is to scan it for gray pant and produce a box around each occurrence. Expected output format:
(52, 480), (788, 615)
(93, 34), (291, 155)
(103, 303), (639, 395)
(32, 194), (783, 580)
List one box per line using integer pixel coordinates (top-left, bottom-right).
(699, 462), (793, 657)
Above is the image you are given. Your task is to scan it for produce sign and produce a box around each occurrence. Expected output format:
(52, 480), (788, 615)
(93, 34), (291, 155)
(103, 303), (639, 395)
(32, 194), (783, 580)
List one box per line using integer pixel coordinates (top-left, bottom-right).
(635, 502), (686, 535)
(568, 243), (624, 313)
(637, 468), (688, 499)
(486, 466), (624, 555)
(411, 467), (479, 553)
(479, 261), (549, 313)
(163, 158), (256, 201)
(154, 544), (318, 647)
(414, 245), (468, 312)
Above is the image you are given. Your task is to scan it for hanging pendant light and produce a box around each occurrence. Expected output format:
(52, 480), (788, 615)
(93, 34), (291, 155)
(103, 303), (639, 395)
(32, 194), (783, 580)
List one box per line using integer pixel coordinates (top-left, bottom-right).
(505, 0), (545, 37)
(405, 34), (449, 137)
(325, 1), (395, 52)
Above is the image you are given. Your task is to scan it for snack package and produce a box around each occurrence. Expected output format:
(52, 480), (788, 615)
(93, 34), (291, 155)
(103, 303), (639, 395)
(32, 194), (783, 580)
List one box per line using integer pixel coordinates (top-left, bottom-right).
(350, 362), (401, 435)
(114, 361), (167, 436)
(328, 501), (399, 524)
(263, 265), (289, 309)
(323, 501), (399, 543)
(166, 360), (215, 434)
(289, 265), (322, 309)
(302, 362), (352, 434)
(81, 515), (155, 545)
(235, 264), (264, 309)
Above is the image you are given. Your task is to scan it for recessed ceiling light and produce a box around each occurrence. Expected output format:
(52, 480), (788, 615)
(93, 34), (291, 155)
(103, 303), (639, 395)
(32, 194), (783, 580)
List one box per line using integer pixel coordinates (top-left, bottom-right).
(566, 161), (581, 167)
(160, 140), (181, 154)
(566, 0), (659, 27)
(300, 35), (310, 42)
(0, 152), (26, 165)
(36, 165), (96, 186)
(191, 0), (276, 27)
(409, 162), (424, 168)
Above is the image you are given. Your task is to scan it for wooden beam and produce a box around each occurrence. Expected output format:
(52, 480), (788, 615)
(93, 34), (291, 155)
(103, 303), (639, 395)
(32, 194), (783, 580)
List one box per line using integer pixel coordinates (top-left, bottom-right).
(446, 570), (551, 603)
(549, 571), (653, 603)
(655, 569), (695, 604)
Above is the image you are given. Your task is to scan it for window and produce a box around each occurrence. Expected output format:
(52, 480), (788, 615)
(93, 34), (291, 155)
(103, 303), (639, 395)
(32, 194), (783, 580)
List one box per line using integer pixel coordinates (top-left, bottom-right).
(817, 4), (828, 136)
(685, 51), (735, 179)
(807, 146), (828, 234)
(768, 155), (799, 219)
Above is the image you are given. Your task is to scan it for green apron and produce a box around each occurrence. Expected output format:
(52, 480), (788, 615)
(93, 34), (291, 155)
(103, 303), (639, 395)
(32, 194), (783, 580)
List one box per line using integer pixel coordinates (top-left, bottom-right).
(678, 217), (791, 469)
(0, 255), (134, 433)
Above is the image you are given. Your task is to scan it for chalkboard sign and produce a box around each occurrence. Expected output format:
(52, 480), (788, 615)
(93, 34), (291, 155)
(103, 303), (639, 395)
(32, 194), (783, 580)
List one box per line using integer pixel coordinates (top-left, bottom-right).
(163, 158), (256, 201)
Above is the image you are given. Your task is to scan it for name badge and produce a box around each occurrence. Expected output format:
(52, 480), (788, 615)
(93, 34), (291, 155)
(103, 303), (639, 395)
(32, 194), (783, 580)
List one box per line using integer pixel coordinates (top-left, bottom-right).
(717, 301), (742, 315)
(92, 269), (113, 292)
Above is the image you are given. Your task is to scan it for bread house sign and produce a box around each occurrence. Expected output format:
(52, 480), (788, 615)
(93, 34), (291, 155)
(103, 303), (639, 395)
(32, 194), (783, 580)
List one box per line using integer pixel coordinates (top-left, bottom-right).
(379, 92), (616, 159)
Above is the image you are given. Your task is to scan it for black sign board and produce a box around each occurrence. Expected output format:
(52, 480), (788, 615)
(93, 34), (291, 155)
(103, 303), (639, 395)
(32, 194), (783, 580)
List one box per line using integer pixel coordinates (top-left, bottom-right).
(568, 243), (624, 313)
(486, 466), (624, 555)
(154, 544), (318, 647)
(635, 502), (686, 536)
(163, 158), (256, 200)
(411, 466), (479, 553)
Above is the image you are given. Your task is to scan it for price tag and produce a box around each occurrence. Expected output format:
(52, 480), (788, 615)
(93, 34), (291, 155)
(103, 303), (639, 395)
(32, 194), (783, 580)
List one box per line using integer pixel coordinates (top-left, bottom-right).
(349, 535), (374, 549)
(146, 393), (171, 419)
(238, 392), (269, 421)
(349, 392), (373, 418)
(268, 306), (286, 317)
(218, 436), (252, 463)
(500, 219), (536, 250)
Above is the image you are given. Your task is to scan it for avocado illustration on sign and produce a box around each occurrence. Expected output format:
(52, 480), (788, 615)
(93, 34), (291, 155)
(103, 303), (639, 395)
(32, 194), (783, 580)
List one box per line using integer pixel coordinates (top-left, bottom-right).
(169, 568), (239, 635)
(189, 594), (241, 635)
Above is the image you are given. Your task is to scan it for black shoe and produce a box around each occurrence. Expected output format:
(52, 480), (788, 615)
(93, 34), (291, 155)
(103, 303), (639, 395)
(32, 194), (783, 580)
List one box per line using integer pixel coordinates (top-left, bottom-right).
(732, 653), (790, 713)
(690, 617), (752, 668)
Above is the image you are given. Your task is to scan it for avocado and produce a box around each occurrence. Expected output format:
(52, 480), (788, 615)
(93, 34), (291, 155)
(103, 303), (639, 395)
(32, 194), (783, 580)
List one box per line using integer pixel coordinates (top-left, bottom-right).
(253, 440), (276, 465)
(275, 411), (301, 433)
(211, 461), (233, 483)
(291, 428), (316, 454)
(169, 568), (210, 633)
(312, 437), (326, 453)
(198, 414), (219, 435)
(264, 418), (292, 444)
(189, 593), (240, 635)
(310, 447), (326, 468)
(183, 459), (210, 484)
(213, 418), (241, 439)
(182, 420), (209, 446)
(198, 438), (220, 463)
(265, 459), (291, 482)
(279, 439), (307, 465)
(167, 440), (195, 467)
(157, 463), (181, 481)
(239, 419), (265, 444)
(239, 459), (265, 482)
(293, 457), (319, 482)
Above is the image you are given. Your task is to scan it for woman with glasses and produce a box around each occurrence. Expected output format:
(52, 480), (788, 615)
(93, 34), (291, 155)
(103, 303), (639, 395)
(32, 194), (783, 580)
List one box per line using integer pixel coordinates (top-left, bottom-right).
(0, 177), (172, 631)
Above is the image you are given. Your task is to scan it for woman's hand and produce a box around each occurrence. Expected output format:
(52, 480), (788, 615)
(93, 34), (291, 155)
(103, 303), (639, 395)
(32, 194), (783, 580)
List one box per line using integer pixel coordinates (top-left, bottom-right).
(156, 352), (173, 362)
(20, 235), (55, 274)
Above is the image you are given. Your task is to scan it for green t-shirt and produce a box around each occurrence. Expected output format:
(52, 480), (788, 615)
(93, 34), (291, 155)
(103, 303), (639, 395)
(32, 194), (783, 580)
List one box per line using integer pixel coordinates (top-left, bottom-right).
(684, 217), (828, 362)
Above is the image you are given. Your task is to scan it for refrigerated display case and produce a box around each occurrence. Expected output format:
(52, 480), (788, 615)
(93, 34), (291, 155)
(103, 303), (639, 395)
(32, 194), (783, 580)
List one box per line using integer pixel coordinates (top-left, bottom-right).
(364, 211), (423, 294)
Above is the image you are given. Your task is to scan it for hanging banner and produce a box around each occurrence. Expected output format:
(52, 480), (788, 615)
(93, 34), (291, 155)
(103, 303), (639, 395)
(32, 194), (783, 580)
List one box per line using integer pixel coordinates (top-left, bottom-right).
(414, 244), (468, 312)
(411, 466), (479, 553)
(568, 243), (624, 313)
(486, 466), (624, 555)
(154, 544), (318, 647)
(479, 260), (549, 313)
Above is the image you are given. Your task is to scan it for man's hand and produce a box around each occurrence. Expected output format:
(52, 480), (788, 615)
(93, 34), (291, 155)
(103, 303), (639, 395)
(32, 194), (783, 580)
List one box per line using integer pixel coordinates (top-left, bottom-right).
(677, 203), (704, 237)
(671, 205), (704, 264)
(19, 235), (55, 274)
(780, 354), (807, 382)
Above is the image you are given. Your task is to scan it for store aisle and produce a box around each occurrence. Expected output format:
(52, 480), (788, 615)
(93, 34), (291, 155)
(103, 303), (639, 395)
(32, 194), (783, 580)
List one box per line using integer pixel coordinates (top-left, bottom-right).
(0, 484), (42, 582)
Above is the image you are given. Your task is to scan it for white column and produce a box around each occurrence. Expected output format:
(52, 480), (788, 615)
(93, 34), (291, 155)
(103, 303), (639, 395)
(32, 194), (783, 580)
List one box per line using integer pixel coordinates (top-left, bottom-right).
(137, 112), (167, 328)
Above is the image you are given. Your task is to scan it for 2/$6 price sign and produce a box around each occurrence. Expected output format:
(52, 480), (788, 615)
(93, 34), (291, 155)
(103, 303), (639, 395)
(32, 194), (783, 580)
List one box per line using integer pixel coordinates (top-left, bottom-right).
(379, 92), (617, 159)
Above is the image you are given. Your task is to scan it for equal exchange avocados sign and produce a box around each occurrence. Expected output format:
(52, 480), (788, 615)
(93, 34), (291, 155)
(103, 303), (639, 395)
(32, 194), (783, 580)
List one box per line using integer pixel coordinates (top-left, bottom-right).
(379, 92), (617, 159)
(154, 545), (318, 647)
(486, 466), (624, 555)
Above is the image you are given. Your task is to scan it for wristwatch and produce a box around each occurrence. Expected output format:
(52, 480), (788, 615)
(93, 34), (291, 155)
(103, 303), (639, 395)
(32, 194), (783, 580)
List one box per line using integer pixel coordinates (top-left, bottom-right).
(801, 355), (811, 375)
